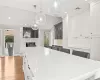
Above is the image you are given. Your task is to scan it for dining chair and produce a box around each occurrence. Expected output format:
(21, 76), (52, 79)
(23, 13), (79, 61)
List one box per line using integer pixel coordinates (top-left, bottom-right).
(60, 48), (70, 54)
(51, 45), (58, 50)
(72, 50), (90, 59)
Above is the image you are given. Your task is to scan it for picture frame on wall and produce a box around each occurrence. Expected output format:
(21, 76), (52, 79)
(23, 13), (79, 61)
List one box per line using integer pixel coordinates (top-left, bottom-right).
(54, 22), (63, 39)
(23, 27), (39, 38)
(23, 27), (31, 38)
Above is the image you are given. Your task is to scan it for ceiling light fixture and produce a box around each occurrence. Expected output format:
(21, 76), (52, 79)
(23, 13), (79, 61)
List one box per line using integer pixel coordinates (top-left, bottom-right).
(34, 24), (37, 27)
(8, 17), (11, 19)
(35, 0), (46, 25)
(54, 0), (58, 8)
(52, 0), (62, 15)
(39, 17), (43, 21)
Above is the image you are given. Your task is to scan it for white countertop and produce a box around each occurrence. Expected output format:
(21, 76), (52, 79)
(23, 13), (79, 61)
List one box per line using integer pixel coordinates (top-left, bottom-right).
(24, 47), (100, 80)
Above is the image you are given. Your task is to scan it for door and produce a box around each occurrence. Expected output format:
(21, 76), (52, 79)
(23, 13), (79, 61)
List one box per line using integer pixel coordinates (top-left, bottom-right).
(44, 31), (50, 47)
(4, 29), (14, 56)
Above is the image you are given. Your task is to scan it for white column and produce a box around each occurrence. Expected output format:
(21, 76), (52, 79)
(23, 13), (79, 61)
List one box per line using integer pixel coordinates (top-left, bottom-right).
(88, 0), (100, 62)
(14, 28), (20, 54)
(50, 27), (54, 46)
(39, 29), (44, 46)
(1, 29), (5, 55)
(63, 14), (69, 48)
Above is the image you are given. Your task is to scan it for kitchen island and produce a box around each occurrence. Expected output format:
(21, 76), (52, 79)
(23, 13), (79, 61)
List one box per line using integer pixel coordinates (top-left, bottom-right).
(23, 47), (100, 80)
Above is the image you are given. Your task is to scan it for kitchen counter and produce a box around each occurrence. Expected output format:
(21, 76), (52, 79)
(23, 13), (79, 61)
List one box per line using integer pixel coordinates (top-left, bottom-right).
(23, 47), (100, 80)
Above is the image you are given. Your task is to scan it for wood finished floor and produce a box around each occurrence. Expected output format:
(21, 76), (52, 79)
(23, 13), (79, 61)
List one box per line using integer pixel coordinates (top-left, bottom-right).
(0, 56), (24, 80)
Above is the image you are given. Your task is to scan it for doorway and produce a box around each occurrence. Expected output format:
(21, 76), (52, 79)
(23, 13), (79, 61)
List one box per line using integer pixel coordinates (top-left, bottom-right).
(44, 31), (50, 47)
(4, 29), (14, 56)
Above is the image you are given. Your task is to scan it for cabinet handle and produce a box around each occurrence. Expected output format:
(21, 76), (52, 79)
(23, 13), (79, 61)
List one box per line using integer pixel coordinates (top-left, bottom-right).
(28, 65), (30, 69)
(28, 65), (34, 77)
(27, 76), (29, 79)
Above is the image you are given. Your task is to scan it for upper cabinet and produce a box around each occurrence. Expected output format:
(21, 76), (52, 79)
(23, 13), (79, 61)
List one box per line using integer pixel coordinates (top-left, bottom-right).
(54, 22), (63, 39)
(90, 17), (100, 35)
(71, 17), (91, 38)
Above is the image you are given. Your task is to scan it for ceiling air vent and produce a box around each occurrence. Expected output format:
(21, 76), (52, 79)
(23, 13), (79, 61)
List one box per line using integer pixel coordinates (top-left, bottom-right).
(75, 7), (81, 10)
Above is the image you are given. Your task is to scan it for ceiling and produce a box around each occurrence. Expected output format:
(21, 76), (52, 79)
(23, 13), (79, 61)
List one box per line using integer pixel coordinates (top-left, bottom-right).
(0, 0), (90, 17)
(0, 5), (62, 29)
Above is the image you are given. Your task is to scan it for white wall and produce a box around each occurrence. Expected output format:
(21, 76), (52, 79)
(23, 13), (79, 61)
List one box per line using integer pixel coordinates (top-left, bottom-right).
(0, 5), (61, 54)
(20, 27), (40, 50)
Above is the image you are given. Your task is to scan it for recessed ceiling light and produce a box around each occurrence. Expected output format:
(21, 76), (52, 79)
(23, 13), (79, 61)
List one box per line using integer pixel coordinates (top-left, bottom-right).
(8, 17), (11, 19)
(54, 0), (58, 8)
(25, 24), (27, 26)
(65, 12), (67, 14)
(85, 0), (87, 1)
(40, 17), (43, 21)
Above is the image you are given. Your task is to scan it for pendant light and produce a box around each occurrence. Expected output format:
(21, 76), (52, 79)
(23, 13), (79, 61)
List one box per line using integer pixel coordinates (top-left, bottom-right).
(31, 5), (39, 30)
(35, 0), (46, 25)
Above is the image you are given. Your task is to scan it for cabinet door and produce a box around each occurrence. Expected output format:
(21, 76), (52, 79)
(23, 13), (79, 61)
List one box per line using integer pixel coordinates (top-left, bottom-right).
(90, 17), (100, 35)
(70, 17), (91, 48)
(90, 37), (100, 61)
(72, 17), (90, 37)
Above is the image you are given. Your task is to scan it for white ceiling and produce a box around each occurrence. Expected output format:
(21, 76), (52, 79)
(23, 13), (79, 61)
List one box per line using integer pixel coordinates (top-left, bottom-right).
(0, 5), (62, 29)
(0, 0), (90, 17)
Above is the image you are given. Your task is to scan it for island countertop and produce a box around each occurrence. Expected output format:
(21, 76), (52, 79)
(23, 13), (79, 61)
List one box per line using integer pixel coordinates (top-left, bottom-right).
(23, 47), (100, 80)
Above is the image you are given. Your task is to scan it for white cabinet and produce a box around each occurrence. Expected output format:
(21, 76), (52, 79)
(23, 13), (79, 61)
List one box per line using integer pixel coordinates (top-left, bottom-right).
(72, 17), (90, 38)
(90, 18), (100, 35)
(70, 17), (91, 48)
(90, 35), (100, 61)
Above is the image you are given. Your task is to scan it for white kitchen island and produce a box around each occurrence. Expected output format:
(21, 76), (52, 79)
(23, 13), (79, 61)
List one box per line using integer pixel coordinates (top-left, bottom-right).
(23, 47), (100, 80)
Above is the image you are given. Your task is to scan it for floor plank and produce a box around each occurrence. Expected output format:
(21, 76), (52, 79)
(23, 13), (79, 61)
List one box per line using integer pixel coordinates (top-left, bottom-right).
(0, 56), (24, 80)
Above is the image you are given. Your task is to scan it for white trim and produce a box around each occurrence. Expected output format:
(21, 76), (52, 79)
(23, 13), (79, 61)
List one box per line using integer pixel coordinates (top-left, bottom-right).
(0, 29), (2, 55)
(89, 0), (100, 7)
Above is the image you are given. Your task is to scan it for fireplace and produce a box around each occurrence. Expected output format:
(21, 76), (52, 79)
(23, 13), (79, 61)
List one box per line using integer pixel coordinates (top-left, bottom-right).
(26, 42), (36, 47)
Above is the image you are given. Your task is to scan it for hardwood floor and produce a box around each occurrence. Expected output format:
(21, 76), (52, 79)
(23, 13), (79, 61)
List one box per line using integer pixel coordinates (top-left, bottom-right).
(0, 56), (24, 80)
